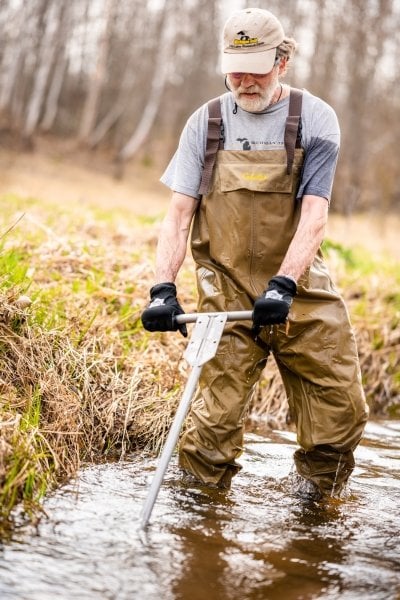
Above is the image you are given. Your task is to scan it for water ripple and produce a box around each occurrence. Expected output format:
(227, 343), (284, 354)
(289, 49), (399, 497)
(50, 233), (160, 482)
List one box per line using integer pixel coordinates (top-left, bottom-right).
(0, 421), (399, 600)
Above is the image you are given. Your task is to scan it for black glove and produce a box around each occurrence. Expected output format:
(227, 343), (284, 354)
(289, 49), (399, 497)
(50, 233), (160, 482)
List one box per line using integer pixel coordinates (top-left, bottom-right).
(253, 276), (297, 329)
(141, 282), (187, 337)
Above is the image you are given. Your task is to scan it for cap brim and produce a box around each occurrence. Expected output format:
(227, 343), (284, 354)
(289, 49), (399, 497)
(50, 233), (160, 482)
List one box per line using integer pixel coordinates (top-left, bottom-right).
(221, 47), (276, 75)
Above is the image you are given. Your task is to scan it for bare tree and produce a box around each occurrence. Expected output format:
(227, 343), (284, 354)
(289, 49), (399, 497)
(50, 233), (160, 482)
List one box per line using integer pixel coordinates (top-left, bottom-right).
(23, 1), (64, 139)
(78, 0), (118, 144)
(87, 1), (147, 148)
(0, 2), (28, 112)
(338, 0), (394, 213)
(116, 2), (171, 162)
(40, 3), (71, 131)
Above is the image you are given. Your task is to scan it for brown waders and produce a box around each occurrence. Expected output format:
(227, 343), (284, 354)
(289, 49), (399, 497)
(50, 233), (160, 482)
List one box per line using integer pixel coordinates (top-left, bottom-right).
(178, 90), (369, 496)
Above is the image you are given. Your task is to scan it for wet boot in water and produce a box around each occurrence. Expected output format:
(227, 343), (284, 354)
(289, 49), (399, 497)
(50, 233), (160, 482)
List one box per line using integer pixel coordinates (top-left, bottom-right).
(290, 472), (324, 501)
(291, 446), (356, 501)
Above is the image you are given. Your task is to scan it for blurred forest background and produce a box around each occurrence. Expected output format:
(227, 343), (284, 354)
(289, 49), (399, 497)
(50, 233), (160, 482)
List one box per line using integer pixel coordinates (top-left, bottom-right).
(0, 0), (399, 213)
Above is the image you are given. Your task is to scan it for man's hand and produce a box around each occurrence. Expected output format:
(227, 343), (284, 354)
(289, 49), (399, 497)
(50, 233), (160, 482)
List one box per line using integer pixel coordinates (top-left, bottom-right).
(253, 276), (297, 329)
(141, 282), (187, 337)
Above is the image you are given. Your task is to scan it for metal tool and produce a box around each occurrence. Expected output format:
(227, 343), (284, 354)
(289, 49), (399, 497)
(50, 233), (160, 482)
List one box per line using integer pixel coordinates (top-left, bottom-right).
(139, 310), (252, 529)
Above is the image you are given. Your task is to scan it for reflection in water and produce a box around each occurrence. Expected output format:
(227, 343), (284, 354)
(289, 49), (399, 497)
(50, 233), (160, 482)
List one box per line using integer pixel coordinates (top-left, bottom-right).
(165, 476), (350, 599)
(0, 422), (399, 600)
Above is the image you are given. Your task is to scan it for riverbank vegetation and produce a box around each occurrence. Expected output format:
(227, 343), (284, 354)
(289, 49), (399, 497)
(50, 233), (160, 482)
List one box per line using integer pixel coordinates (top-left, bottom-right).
(0, 192), (399, 527)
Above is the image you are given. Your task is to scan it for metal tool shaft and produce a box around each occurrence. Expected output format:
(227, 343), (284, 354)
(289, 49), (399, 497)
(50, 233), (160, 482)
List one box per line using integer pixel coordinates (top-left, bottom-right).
(139, 364), (202, 529)
(139, 311), (252, 529)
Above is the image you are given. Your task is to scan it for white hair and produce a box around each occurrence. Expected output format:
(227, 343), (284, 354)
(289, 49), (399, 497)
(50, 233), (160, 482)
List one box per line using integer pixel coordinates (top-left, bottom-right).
(276, 37), (298, 62)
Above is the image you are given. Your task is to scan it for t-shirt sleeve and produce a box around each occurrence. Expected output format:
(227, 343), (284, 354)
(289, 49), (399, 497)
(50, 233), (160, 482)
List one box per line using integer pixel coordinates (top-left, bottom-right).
(297, 99), (340, 203)
(160, 104), (208, 199)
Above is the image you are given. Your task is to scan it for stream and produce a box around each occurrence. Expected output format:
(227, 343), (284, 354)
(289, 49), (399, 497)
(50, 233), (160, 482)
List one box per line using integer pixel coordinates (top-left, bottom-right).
(0, 420), (399, 600)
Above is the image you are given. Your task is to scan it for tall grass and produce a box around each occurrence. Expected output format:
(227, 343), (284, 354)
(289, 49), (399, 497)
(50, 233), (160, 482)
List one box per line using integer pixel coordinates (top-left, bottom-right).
(0, 193), (398, 527)
(323, 239), (400, 415)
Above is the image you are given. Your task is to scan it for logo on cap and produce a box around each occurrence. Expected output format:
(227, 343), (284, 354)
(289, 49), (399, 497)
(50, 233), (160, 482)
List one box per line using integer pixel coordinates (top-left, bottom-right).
(231, 30), (264, 49)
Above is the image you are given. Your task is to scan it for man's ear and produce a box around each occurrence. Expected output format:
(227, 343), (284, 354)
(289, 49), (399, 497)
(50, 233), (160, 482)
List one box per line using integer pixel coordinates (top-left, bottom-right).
(278, 57), (288, 76)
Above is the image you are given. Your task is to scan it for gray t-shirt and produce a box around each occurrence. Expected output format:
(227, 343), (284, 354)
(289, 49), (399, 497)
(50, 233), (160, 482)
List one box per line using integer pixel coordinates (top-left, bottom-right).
(161, 89), (340, 202)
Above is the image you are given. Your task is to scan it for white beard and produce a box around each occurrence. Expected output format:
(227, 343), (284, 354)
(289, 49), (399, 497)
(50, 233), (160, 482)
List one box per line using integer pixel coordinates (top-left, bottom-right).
(228, 70), (280, 113)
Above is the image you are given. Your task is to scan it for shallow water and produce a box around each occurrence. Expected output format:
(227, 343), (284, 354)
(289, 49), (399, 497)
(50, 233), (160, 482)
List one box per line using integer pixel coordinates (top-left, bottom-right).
(0, 421), (399, 600)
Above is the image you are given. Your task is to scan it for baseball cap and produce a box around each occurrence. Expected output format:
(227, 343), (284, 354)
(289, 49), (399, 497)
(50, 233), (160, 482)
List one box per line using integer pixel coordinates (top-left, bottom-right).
(221, 8), (285, 74)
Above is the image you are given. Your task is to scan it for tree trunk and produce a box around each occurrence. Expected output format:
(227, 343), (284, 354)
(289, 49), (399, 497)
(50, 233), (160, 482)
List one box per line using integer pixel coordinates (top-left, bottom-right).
(88, 48), (139, 148)
(40, 55), (68, 132)
(116, 3), (171, 161)
(0, 3), (29, 112)
(78, 0), (117, 144)
(23, 2), (62, 138)
(40, 3), (70, 131)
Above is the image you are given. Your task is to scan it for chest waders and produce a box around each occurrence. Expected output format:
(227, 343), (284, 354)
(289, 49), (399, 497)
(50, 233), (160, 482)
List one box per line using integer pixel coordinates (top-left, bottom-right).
(178, 89), (369, 496)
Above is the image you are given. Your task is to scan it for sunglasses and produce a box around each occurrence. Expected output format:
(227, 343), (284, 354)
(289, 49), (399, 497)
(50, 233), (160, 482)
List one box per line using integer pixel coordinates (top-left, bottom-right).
(229, 55), (281, 80)
(229, 72), (271, 80)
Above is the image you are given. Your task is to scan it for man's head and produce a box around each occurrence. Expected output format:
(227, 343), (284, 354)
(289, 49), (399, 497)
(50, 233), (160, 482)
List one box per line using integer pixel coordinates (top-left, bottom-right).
(221, 8), (284, 76)
(221, 8), (297, 112)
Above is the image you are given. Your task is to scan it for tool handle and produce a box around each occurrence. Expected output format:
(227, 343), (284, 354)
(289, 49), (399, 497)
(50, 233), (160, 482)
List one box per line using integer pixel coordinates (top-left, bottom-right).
(175, 310), (253, 324)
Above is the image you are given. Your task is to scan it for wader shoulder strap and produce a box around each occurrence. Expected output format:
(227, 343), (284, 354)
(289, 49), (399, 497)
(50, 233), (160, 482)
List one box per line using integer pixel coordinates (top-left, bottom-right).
(284, 87), (303, 175)
(198, 96), (223, 196)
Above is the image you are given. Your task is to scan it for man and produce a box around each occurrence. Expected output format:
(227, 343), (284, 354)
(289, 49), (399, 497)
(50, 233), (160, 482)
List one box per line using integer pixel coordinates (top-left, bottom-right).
(141, 8), (369, 500)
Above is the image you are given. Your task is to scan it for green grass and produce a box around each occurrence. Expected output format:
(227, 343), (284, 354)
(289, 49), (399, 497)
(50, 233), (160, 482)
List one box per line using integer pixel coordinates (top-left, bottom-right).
(1, 388), (52, 516)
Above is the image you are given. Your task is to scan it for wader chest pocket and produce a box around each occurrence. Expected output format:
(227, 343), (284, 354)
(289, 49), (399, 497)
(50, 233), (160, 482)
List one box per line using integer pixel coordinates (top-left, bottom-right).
(219, 163), (296, 194)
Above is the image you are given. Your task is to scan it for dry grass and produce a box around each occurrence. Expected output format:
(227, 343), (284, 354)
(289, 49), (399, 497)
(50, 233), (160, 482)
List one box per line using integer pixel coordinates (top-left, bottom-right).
(0, 191), (399, 526)
(0, 195), (192, 522)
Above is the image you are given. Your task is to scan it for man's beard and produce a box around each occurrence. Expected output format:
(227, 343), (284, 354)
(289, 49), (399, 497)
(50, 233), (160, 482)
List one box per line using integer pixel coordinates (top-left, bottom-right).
(228, 70), (280, 113)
